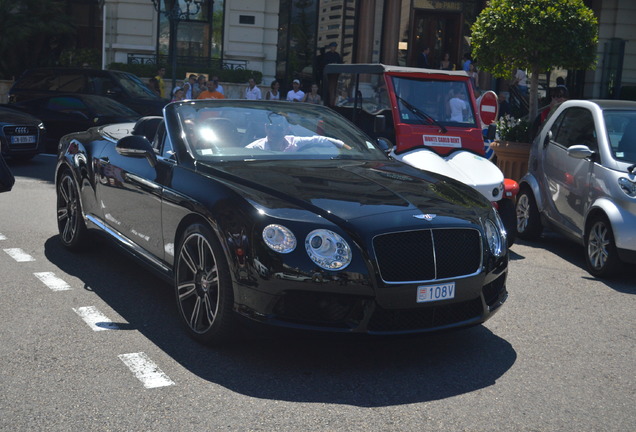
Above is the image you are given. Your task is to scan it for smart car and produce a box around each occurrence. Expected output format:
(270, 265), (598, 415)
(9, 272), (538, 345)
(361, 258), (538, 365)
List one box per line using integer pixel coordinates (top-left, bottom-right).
(516, 99), (636, 277)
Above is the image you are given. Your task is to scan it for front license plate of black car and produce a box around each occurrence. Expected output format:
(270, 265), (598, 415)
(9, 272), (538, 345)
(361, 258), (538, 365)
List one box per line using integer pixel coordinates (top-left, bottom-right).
(11, 135), (36, 144)
(417, 282), (455, 303)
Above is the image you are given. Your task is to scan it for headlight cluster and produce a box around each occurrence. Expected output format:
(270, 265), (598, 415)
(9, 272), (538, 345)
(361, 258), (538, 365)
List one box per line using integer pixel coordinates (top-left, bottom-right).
(484, 211), (506, 257)
(618, 177), (636, 197)
(262, 224), (352, 270)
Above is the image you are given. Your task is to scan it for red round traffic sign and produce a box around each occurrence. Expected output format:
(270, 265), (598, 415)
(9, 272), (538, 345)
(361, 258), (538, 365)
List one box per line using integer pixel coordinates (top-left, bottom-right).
(478, 90), (499, 126)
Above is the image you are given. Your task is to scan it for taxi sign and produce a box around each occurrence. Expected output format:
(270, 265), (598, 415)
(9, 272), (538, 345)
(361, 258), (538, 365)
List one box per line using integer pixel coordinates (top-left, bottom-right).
(478, 90), (499, 126)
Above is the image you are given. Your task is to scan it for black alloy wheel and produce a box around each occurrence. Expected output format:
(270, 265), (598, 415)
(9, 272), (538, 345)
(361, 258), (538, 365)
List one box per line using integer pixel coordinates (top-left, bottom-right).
(585, 215), (622, 278)
(515, 188), (542, 240)
(175, 223), (235, 344)
(56, 169), (87, 250)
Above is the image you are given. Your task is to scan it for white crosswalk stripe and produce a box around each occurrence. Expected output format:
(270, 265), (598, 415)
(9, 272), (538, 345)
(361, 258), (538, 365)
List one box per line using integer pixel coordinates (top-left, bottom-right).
(3, 248), (35, 262)
(34, 272), (71, 291)
(73, 306), (122, 331)
(118, 352), (175, 389)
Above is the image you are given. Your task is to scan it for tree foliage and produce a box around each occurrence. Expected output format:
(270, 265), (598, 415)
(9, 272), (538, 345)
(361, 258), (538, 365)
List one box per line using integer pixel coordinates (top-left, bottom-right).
(0, 0), (76, 79)
(471, 0), (598, 119)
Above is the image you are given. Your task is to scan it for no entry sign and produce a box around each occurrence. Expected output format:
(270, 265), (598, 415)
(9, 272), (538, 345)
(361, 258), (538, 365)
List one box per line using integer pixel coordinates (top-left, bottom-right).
(478, 90), (499, 126)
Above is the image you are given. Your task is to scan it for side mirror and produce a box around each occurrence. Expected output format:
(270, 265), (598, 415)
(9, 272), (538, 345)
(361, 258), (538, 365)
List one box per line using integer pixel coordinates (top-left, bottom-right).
(116, 135), (157, 167)
(374, 114), (386, 133)
(376, 137), (393, 153)
(543, 130), (552, 148)
(106, 87), (123, 97)
(486, 124), (497, 141)
(567, 145), (595, 160)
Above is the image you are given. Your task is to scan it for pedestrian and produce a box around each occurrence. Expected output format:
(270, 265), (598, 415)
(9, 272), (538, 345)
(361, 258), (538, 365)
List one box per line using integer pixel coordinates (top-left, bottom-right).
(498, 92), (511, 119)
(512, 68), (528, 96)
(303, 83), (322, 104)
(171, 86), (185, 102)
(322, 42), (342, 67)
(197, 80), (225, 99)
(183, 74), (197, 99)
(147, 77), (160, 96)
(462, 53), (472, 72)
(439, 52), (453, 70)
(417, 46), (430, 68)
(211, 75), (224, 96)
(193, 74), (207, 98)
(265, 80), (281, 100)
(449, 89), (467, 122)
(245, 78), (262, 100)
(286, 79), (305, 102)
(155, 66), (167, 98)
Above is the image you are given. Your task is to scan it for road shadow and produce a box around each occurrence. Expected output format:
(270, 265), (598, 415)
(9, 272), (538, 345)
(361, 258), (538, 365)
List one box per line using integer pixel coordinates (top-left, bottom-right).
(44, 234), (517, 407)
(5, 153), (56, 184)
(512, 230), (636, 294)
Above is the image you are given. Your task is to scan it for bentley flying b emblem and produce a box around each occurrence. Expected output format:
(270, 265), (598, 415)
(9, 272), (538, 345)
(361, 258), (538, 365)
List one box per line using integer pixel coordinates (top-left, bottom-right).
(414, 213), (437, 221)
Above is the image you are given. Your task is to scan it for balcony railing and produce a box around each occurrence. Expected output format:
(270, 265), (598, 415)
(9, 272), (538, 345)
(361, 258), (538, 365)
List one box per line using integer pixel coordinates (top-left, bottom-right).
(127, 54), (248, 70)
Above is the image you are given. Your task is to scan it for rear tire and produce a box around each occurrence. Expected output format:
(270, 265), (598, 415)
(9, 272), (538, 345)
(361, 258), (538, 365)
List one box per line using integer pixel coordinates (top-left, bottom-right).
(585, 215), (622, 278)
(515, 188), (542, 240)
(56, 169), (88, 250)
(497, 198), (516, 247)
(174, 223), (235, 345)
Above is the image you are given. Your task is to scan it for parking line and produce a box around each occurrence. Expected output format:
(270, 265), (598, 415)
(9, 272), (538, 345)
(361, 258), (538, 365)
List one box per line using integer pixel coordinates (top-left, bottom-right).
(34, 272), (71, 291)
(73, 306), (121, 331)
(3, 248), (35, 262)
(118, 352), (175, 389)
(0, 233), (6, 240)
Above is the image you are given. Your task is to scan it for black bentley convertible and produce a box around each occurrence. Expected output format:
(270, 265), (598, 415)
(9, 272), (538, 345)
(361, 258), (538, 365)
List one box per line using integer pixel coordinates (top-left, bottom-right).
(55, 100), (508, 344)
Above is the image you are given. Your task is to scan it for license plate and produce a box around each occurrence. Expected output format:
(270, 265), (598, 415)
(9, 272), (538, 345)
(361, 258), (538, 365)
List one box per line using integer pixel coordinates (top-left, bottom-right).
(417, 282), (455, 303)
(11, 135), (36, 144)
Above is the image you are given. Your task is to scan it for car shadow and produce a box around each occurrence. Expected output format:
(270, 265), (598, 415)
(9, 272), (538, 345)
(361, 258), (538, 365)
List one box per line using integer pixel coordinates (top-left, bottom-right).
(5, 153), (56, 184)
(44, 234), (517, 407)
(512, 230), (636, 294)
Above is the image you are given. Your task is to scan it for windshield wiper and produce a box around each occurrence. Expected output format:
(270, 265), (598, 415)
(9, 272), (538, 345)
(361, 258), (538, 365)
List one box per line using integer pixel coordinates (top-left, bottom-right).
(397, 96), (447, 133)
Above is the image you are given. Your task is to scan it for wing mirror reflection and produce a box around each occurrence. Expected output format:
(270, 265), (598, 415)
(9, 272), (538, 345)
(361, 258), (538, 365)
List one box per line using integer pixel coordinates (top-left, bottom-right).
(116, 135), (157, 168)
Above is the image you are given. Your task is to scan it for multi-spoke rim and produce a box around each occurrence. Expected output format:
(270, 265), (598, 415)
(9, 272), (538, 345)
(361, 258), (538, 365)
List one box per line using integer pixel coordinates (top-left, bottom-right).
(176, 233), (220, 334)
(57, 174), (79, 244)
(516, 194), (530, 233)
(587, 221), (610, 270)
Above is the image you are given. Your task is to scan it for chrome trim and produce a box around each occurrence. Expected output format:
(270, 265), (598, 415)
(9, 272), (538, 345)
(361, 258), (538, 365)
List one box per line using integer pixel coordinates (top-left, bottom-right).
(85, 214), (171, 273)
(372, 227), (484, 285)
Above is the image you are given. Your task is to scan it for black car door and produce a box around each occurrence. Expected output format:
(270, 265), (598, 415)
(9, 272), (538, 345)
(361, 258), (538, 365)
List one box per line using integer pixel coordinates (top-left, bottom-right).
(95, 134), (166, 262)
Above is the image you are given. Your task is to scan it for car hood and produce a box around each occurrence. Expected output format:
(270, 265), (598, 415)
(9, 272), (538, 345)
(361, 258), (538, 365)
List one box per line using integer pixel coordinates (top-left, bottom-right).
(199, 159), (490, 226)
(0, 106), (41, 125)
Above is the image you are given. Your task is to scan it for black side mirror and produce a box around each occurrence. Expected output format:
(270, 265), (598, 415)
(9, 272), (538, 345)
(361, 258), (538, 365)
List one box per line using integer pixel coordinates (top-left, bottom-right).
(376, 137), (393, 153)
(543, 130), (552, 148)
(374, 114), (386, 133)
(116, 135), (157, 168)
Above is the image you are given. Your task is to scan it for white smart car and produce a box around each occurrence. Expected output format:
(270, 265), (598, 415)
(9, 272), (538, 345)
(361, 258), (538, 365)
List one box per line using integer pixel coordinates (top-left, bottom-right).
(516, 99), (636, 277)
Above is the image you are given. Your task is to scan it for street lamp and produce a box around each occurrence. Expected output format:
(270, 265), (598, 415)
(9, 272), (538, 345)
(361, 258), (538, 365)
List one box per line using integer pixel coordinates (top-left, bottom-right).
(150, 0), (205, 91)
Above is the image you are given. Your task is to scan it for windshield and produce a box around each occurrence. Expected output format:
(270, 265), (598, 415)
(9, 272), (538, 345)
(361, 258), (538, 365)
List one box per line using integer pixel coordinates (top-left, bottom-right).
(172, 100), (388, 162)
(114, 72), (162, 100)
(603, 109), (636, 164)
(391, 76), (476, 127)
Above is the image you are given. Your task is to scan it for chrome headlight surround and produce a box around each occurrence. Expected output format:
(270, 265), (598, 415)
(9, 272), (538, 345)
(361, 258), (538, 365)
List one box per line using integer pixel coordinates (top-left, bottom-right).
(262, 224), (296, 253)
(618, 177), (636, 197)
(305, 229), (352, 270)
(485, 211), (506, 257)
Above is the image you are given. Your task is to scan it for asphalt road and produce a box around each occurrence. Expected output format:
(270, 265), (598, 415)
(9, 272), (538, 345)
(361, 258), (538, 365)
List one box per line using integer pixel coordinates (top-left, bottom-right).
(1, 154), (634, 432)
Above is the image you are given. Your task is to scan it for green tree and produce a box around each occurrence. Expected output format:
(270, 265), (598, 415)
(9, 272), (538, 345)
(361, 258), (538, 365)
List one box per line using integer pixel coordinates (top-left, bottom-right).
(0, 0), (75, 79)
(471, 0), (598, 122)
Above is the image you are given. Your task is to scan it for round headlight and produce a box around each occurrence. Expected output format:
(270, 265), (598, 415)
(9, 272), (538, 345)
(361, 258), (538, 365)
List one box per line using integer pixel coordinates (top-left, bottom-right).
(305, 229), (352, 270)
(485, 219), (504, 257)
(262, 224), (296, 253)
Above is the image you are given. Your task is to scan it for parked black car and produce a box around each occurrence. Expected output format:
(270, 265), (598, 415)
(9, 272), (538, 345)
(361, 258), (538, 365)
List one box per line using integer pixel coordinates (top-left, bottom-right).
(55, 99), (509, 345)
(4, 94), (140, 153)
(8, 67), (167, 116)
(0, 106), (46, 160)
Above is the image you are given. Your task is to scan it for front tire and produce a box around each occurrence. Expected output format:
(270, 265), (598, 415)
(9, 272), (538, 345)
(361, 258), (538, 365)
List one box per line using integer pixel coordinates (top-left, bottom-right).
(56, 169), (88, 250)
(585, 215), (622, 278)
(515, 188), (542, 240)
(175, 223), (235, 345)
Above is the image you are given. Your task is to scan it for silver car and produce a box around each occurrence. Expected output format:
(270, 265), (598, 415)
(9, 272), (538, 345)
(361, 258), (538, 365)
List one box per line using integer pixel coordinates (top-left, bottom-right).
(516, 100), (636, 277)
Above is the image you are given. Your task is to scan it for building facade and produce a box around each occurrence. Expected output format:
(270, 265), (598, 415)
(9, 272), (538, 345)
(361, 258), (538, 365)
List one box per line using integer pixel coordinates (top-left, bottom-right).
(93, 0), (636, 98)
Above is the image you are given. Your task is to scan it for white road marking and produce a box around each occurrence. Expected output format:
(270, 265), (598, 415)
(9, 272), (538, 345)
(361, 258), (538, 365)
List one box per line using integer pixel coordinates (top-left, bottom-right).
(73, 306), (121, 331)
(3, 248), (35, 262)
(0, 233), (6, 240)
(118, 352), (175, 389)
(34, 272), (71, 291)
